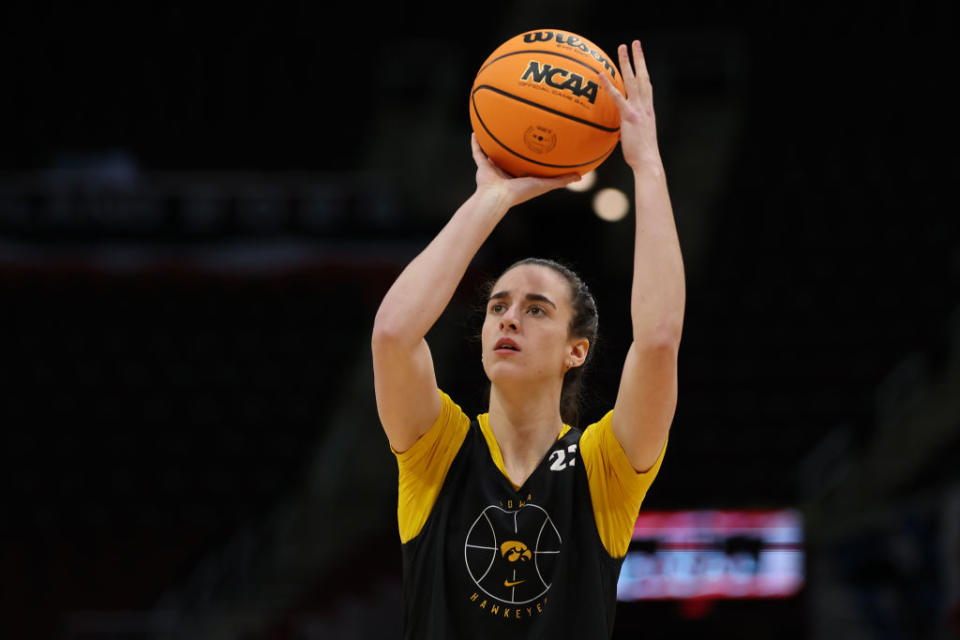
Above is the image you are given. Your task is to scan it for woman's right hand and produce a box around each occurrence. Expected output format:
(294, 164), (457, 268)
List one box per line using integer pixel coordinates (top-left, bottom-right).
(471, 133), (581, 209)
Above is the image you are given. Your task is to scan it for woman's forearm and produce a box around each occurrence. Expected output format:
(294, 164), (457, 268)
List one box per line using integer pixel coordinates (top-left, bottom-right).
(598, 41), (685, 347)
(630, 163), (686, 345)
(373, 187), (509, 347)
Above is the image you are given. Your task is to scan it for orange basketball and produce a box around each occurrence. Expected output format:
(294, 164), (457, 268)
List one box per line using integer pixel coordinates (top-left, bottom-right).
(469, 28), (625, 178)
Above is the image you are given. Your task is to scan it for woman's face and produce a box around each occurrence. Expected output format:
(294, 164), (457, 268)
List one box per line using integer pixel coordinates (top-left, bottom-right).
(481, 264), (585, 386)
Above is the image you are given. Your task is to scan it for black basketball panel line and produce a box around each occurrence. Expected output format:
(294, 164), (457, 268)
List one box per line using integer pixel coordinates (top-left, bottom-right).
(471, 94), (620, 171)
(472, 84), (620, 133)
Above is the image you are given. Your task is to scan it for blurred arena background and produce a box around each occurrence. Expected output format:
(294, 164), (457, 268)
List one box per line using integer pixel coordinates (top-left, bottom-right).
(1, 1), (957, 638)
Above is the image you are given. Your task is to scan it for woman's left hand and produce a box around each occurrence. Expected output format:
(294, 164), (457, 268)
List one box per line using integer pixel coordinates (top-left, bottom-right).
(599, 40), (663, 173)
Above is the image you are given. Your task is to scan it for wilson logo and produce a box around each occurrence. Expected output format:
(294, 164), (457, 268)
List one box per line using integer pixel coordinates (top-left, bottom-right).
(522, 30), (616, 78)
(520, 61), (598, 104)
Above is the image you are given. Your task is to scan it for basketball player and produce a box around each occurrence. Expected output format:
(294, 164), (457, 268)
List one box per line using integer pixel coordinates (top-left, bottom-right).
(372, 40), (684, 638)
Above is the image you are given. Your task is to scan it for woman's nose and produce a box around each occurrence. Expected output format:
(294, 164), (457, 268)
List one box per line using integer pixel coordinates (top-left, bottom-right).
(499, 311), (519, 331)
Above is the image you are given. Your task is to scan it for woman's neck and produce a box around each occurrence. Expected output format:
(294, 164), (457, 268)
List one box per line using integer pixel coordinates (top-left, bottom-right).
(487, 382), (565, 487)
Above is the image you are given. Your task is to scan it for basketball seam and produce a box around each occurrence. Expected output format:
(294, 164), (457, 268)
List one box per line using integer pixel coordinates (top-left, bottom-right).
(471, 93), (620, 170)
(473, 84), (619, 133)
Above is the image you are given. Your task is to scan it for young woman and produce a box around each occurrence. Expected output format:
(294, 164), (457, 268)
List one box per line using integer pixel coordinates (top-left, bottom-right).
(372, 40), (685, 639)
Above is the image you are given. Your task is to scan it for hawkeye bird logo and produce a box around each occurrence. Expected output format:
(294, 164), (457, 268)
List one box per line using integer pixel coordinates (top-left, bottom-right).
(500, 540), (532, 563)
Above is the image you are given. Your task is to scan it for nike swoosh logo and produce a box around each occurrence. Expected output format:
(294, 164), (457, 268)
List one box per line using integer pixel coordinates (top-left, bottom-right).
(504, 579), (525, 587)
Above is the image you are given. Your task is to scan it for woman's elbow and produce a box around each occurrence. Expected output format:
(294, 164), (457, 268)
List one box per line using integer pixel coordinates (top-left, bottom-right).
(371, 309), (418, 353)
(635, 319), (683, 351)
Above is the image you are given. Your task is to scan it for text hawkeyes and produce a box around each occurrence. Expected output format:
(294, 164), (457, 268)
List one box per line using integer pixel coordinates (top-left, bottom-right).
(469, 592), (549, 620)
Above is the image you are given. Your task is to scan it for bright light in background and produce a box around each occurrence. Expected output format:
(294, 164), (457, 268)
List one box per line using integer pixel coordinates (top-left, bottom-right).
(592, 187), (630, 221)
(617, 509), (805, 601)
(565, 170), (596, 192)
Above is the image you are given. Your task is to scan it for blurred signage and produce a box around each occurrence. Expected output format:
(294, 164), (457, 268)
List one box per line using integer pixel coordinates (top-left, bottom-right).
(617, 509), (804, 600)
(0, 170), (396, 239)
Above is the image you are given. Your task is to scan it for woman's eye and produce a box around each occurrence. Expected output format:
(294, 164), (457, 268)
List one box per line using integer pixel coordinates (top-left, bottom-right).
(528, 306), (544, 316)
(490, 303), (505, 313)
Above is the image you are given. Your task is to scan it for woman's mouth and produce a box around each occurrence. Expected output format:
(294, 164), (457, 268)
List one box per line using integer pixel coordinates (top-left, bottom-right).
(494, 338), (521, 353)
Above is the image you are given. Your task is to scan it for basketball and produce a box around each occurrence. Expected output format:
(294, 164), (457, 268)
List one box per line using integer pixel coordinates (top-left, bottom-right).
(469, 28), (626, 178)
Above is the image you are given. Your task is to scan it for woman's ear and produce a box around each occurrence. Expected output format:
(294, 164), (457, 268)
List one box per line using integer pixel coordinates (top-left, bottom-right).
(568, 338), (589, 367)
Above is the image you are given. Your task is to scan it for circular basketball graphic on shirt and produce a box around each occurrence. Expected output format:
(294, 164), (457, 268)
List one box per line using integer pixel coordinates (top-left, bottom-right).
(463, 503), (562, 605)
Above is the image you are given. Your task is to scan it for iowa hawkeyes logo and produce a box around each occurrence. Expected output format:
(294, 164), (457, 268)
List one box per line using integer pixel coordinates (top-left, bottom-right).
(500, 540), (532, 563)
(464, 504), (562, 604)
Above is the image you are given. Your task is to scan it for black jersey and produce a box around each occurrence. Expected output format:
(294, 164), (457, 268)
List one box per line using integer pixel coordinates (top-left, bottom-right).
(394, 391), (667, 639)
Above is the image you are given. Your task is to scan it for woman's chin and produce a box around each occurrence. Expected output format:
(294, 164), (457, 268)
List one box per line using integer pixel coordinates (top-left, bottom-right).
(485, 361), (549, 388)
(485, 362), (524, 385)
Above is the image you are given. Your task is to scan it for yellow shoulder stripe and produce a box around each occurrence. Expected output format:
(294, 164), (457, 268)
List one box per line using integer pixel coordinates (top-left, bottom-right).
(580, 410), (668, 557)
(394, 390), (470, 543)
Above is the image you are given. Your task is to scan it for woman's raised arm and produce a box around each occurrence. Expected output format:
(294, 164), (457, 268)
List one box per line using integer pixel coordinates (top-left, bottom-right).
(372, 135), (579, 453)
(600, 41), (687, 472)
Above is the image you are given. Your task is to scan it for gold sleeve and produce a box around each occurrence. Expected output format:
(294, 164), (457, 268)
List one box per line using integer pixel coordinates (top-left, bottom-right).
(393, 389), (471, 543)
(580, 410), (668, 558)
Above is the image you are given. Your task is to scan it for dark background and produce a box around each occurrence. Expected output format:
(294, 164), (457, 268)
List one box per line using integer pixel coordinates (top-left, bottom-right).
(1, 1), (957, 638)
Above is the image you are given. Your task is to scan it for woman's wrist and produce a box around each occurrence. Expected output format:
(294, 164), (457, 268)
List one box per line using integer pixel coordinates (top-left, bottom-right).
(472, 182), (514, 217)
(630, 149), (666, 180)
